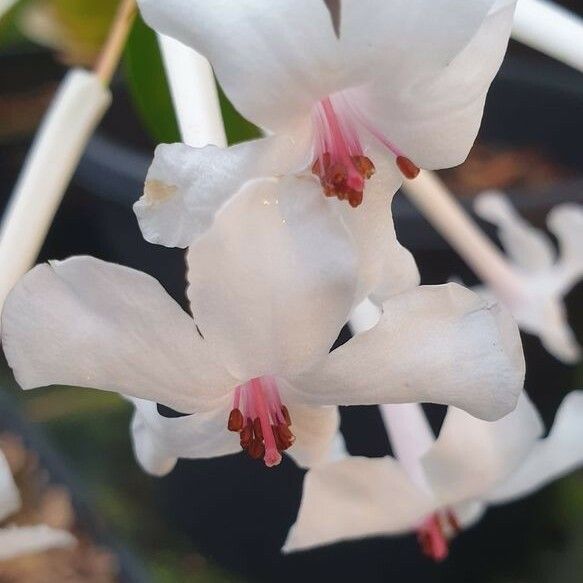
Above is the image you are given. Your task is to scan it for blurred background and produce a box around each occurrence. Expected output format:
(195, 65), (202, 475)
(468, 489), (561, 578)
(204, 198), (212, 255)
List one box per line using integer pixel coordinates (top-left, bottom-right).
(0, 1), (582, 581)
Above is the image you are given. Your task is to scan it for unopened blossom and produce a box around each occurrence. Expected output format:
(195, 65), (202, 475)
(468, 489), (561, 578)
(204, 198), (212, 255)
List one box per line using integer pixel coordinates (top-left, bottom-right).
(0, 449), (75, 560)
(2, 179), (523, 470)
(284, 391), (583, 558)
(133, 0), (516, 302)
(474, 192), (583, 363)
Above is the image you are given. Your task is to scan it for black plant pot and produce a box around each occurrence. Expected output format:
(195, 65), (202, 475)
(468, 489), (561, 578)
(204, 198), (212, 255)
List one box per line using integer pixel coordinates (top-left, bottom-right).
(1, 47), (582, 583)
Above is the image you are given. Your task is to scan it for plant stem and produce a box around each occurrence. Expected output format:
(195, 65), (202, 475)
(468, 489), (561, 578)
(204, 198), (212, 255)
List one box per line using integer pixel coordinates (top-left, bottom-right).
(402, 171), (525, 306)
(157, 34), (227, 147)
(512, 0), (583, 73)
(94, 0), (138, 86)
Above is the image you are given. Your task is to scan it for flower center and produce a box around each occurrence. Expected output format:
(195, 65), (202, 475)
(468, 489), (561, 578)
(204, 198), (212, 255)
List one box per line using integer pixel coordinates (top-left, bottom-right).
(227, 376), (294, 467)
(310, 95), (420, 207)
(417, 509), (461, 562)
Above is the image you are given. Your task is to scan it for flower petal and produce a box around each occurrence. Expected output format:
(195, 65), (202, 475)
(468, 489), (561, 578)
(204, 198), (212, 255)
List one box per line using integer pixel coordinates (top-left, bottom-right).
(474, 191), (556, 272)
(0, 451), (21, 522)
(134, 128), (312, 248)
(341, 0), (500, 84)
(186, 176), (358, 381)
(421, 393), (543, 507)
(487, 391), (583, 504)
(472, 196), (581, 363)
(353, 1), (515, 169)
(292, 283), (525, 421)
(1, 256), (235, 413)
(281, 394), (342, 469)
(519, 297), (581, 364)
(452, 500), (487, 529)
(547, 203), (583, 284)
(136, 0), (339, 132)
(283, 457), (433, 553)
(128, 395), (240, 477)
(0, 525), (75, 561)
(335, 148), (419, 303)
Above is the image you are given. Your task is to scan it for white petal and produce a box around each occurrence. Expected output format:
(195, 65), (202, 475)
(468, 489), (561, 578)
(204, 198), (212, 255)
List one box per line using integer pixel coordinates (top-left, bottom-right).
(474, 196), (582, 363)
(0, 525), (75, 561)
(421, 393), (543, 507)
(283, 457), (433, 553)
(353, 1), (515, 169)
(381, 404), (436, 494)
(452, 501), (487, 529)
(186, 177), (358, 381)
(487, 391), (583, 504)
(136, 0), (339, 132)
(335, 149), (419, 304)
(134, 128), (312, 248)
(341, 0), (499, 84)
(474, 191), (555, 271)
(0, 451), (21, 522)
(292, 283), (525, 421)
(282, 397), (341, 469)
(1, 257), (235, 413)
(520, 297), (581, 364)
(128, 396), (240, 477)
(547, 203), (583, 284)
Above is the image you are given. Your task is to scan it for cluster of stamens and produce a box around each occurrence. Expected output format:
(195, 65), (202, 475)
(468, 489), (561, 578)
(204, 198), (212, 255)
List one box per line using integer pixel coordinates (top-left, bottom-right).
(417, 509), (461, 562)
(227, 376), (295, 467)
(311, 153), (375, 208)
(311, 95), (420, 207)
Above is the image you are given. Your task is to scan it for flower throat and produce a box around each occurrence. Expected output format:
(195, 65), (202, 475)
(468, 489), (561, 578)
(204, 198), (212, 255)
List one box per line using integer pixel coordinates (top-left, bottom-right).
(311, 96), (420, 207)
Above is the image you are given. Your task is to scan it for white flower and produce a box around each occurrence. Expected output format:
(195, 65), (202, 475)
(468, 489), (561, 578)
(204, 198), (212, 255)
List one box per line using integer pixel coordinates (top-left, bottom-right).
(284, 392), (583, 557)
(2, 179), (523, 470)
(132, 0), (516, 302)
(474, 191), (583, 363)
(0, 449), (75, 560)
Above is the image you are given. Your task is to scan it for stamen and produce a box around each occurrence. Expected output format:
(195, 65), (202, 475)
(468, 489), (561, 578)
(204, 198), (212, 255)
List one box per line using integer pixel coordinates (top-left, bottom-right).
(327, 94), (422, 183)
(396, 156), (420, 180)
(416, 508), (461, 562)
(226, 377), (295, 467)
(227, 408), (244, 432)
(417, 514), (449, 562)
(311, 97), (374, 207)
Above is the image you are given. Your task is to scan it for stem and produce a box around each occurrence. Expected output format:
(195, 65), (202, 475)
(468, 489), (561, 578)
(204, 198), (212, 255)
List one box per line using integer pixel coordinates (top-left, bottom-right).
(94, 0), (137, 86)
(512, 0), (583, 73)
(0, 70), (111, 309)
(402, 171), (525, 306)
(157, 34), (227, 147)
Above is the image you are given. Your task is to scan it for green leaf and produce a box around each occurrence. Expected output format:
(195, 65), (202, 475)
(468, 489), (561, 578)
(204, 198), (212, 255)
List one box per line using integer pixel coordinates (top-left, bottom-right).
(122, 15), (179, 144)
(218, 85), (261, 145)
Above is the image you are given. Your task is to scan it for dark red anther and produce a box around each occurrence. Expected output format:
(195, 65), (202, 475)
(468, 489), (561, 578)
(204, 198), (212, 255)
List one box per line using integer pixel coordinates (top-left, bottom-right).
(347, 189), (363, 208)
(252, 417), (263, 441)
(445, 510), (461, 534)
(277, 423), (294, 444)
(239, 421), (253, 449)
(396, 156), (420, 180)
(352, 155), (375, 179)
(227, 408), (244, 432)
(273, 425), (285, 451)
(248, 439), (265, 460)
(311, 152), (373, 208)
(281, 406), (291, 426)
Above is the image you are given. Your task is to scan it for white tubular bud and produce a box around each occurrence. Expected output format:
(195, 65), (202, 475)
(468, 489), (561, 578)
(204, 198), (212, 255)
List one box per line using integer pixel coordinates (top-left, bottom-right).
(157, 33), (227, 148)
(512, 0), (583, 73)
(0, 69), (111, 308)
